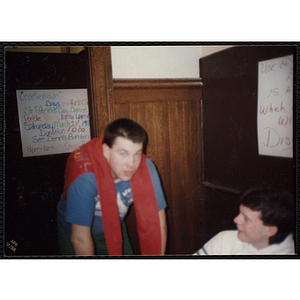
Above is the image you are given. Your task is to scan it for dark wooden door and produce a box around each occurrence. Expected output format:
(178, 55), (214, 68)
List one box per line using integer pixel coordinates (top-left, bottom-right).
(200, 45), (296, 243)
(5, 51), (87, 256)
(201, 45), (295, 193)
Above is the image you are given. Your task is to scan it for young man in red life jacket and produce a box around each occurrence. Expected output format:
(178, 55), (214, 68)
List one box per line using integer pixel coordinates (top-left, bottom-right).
(57, 118), (167, 256)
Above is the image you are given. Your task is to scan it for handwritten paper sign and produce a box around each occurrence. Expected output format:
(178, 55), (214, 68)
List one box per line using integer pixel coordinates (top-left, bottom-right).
(257, 55), (293, 158)
(16, 89), (91, 157)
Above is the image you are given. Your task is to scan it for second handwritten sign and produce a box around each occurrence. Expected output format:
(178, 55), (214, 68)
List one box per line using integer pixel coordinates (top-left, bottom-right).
(257, 55), (293, 158)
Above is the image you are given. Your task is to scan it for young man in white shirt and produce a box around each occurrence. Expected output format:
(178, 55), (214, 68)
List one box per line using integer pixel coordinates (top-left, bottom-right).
(194, 188), (295, 255)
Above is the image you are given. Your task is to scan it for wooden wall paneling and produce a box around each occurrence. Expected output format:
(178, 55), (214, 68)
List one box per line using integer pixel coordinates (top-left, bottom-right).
(185, 100), (202, 193)
(152, 101), (174, 254)
(114, 103), (130, 120)
(197, 99), (206, 251)
(168, 100), (186, 253)
(165, 99), (204, 254)
(152, 102), (172, 196)
(144, 102), (156, 161)
(112, 79), (204, 255)
(184, 99), (205, 252)
(176, 100), (196, 254)
(128, 103), (138, 124)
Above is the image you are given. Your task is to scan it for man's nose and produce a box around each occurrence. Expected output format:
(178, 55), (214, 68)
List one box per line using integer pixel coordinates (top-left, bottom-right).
(233, 214), (241, 224)
(126, 155), (134, 167)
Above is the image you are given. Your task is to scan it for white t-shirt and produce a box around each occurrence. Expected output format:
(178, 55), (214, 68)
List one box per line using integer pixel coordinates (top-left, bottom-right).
(194, 230), (295, 255)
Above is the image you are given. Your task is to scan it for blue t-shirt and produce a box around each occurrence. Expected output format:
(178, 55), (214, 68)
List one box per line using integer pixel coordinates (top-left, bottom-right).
(57, 158), (167, 236)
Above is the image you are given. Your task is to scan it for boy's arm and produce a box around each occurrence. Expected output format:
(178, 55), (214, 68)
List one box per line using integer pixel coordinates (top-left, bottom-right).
(159, 209), (167, 254)
(71, 224), (95, 256)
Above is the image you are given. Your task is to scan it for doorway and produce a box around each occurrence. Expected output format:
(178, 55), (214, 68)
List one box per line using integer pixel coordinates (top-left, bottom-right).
(5, 50), (88, 256)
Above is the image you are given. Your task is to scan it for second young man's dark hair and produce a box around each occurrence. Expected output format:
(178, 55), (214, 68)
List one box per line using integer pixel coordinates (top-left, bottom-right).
(241, 188), (294, 245)
(103, 118), (148, 152)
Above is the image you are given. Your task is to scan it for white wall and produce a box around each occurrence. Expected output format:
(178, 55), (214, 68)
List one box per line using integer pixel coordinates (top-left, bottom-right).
(201, 45), (233, 58)
(111, 45), (233, 79)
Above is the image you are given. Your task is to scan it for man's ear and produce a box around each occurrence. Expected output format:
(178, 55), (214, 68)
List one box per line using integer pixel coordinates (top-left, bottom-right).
(267, 225), (278, 238)
(102, 143), (110, 159)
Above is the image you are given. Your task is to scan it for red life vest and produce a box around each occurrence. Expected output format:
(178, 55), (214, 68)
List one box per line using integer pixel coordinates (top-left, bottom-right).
(63, 135), (161, 255)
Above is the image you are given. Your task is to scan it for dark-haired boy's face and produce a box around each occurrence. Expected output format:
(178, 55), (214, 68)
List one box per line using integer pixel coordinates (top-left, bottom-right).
(103, 137), (143, 183)
(233, 205), (277, 250)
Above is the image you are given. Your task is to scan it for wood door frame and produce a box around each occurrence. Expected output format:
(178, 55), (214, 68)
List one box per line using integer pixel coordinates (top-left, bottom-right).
(86, 46), (114, 138)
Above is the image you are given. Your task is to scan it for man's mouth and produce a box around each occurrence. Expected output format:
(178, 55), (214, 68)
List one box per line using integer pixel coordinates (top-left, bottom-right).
(236, 226), (244, 233)
(124, 171), (133, 177)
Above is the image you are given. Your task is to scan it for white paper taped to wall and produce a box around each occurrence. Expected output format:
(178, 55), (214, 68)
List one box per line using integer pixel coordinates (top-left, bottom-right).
(257, 54), (293, 158)
(16, 89), (91, 157)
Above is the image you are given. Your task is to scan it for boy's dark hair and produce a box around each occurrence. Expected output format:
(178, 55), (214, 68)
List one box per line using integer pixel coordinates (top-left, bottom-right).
(103, 118), (148, 152)
(241, 188), (294, 245)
